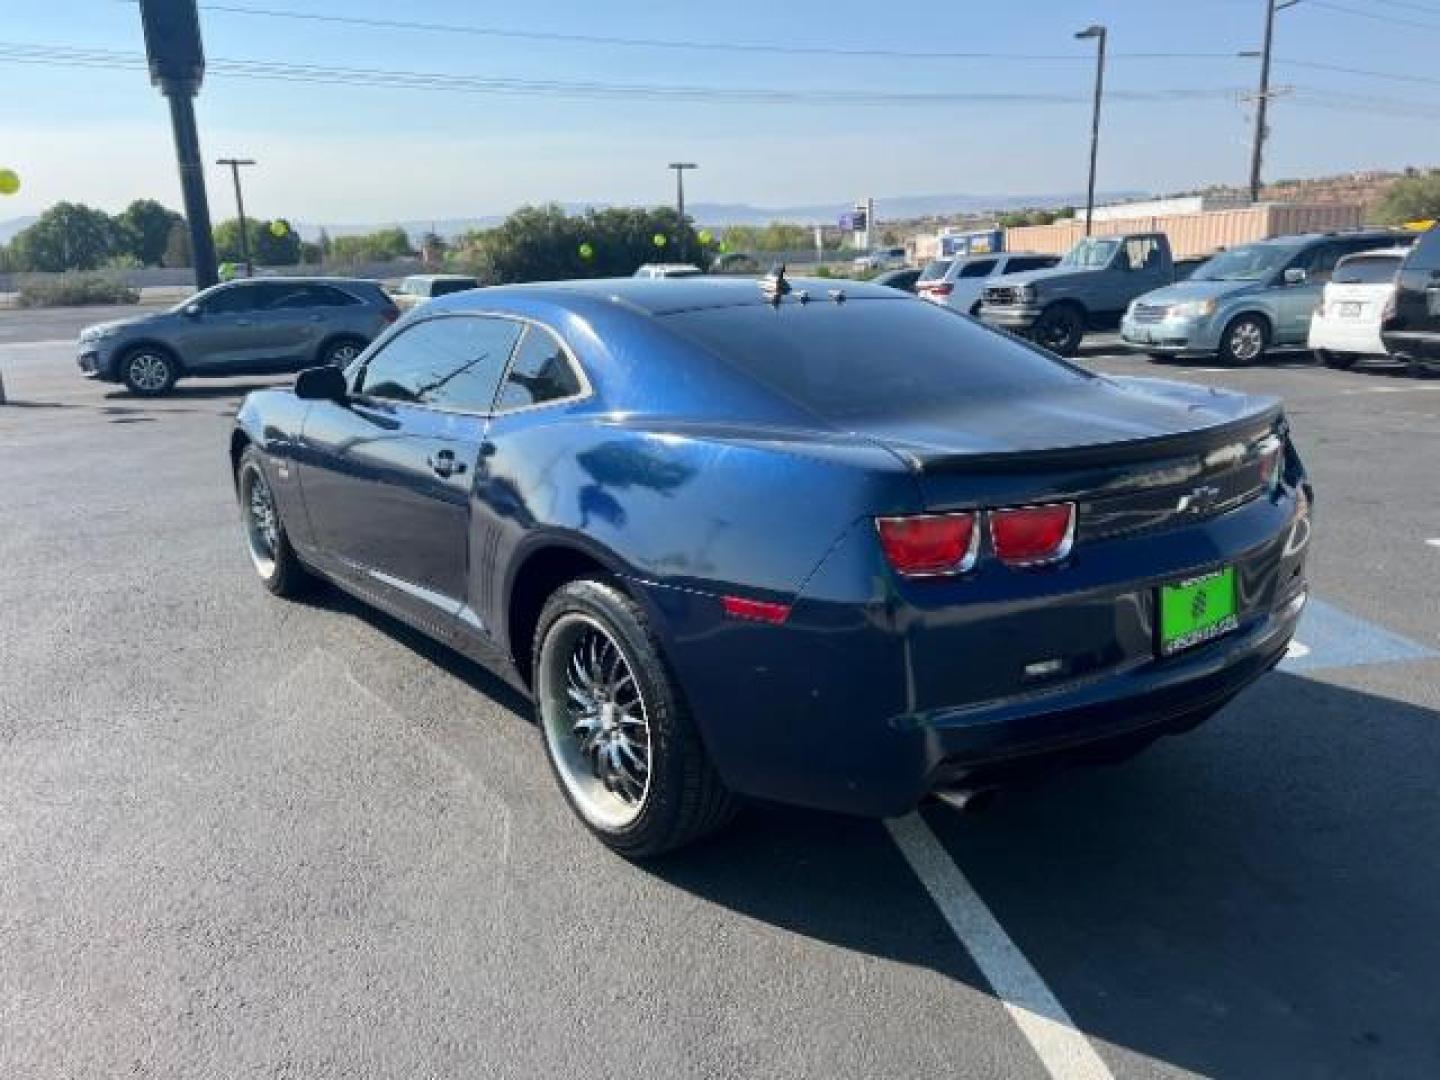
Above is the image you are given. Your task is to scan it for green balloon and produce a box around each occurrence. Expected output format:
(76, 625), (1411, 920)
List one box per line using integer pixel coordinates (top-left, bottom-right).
(269, 219), (290, 238)
(698, 229), (713, 245)
(652, 233), (668, 248)
(579, 242), (595, 260)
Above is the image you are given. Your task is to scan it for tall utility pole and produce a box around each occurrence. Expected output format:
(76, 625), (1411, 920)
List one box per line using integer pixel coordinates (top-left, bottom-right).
(217, 157), (257, 276)
(139, 0), (218, 288)
(1246, 0), (1300, 203)
(668, 162), (697, 261)
(1075, 24), (1107, 237)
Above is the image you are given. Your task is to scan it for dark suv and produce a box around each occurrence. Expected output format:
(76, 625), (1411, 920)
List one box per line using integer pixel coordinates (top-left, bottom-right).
(77, 277), (399, 396)
(1381, 225), (1440, 375)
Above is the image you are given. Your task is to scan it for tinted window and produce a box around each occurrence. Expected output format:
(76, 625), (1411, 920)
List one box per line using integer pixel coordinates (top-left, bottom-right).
(1407, 227), (1440, 271)
(918, 260), (952, 283)
(496, 326), (585, 411)
(430, 278), (479, 297)
(959, 259), (998, 279)
(264, 284), (359, 310)
(665, 299), (1087, 422)
(1289, 243), (1340, 284)
(1192, 242), (1298, 282)
(1005, 256), (1058, 273)
(358, 315), (522, 411)
(1332, 255), (1403, 285)
(200, 285), (259, 314)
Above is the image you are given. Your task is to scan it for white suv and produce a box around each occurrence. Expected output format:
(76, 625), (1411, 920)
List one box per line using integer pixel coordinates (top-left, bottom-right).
(853, 247), (907, 272)
(917, 252), (1060, 315)
(1308, 246), (1410, 369)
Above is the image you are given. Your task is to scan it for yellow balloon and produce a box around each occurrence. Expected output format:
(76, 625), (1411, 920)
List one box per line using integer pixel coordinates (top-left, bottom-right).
(0, 169), (20, 196)
(579, 242), (595, 260)
(269, 219), (290, 237)
(652, 233), (668, 248)
(698, 229), (713, 244)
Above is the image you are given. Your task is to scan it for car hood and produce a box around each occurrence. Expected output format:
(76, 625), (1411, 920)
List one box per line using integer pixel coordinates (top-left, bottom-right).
(80, 312), (165, 339)
(989, 265), (1100, 288)
(845, 375), (1279, 471)
(1134, 280), (1256, 307)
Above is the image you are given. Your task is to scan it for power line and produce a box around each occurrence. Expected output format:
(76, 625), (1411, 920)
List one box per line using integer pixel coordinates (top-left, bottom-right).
(1305, 0), (1440, 30)
(112, 0), (1237, 64)
(0, 42), (1249, 107)
(1277, 57), (1440, 89)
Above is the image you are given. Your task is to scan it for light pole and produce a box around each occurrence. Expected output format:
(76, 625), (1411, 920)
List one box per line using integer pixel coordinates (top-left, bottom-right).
(1075, 24), (1107, 237)
(668, 162), (697, 261)
(1243, 0), (1300, 203)
(217, 157), (257, 276)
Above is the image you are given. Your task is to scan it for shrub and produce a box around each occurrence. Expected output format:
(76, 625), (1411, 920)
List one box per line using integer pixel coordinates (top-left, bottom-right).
(17, 274), (141, 308)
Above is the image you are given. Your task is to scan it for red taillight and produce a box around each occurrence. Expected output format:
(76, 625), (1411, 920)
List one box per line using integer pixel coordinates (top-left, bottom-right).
(722, 595), (791, 625)
(920, 282), (954, 296)
(877, 513), (979, 577)
(989, 503), (1075, 567)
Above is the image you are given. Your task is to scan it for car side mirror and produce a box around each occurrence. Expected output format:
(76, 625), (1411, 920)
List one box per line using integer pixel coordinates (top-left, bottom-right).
(1284, 267), (1308, 286)
(295, 365), (349, 402)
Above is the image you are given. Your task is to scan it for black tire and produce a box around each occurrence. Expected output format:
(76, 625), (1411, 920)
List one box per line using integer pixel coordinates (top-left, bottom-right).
(1316, 349), (1356, 370)
(119, 346), (179, 396)
(533, 578), (737, 858)
(236, 446), (313, 598)
(968, 301), (982, 318)
(1146, 352), (1174, 364)
(1032, 304), (1085, 357)
(320, 336), (368, 368)
(1217, 314), (1270, 366)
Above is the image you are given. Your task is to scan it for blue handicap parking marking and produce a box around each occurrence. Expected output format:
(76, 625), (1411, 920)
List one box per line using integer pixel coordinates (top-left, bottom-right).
(1281, 597), (1437, 673)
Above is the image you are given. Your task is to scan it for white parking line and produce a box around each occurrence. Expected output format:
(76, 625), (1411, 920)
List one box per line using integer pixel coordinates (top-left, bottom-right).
(0, 338), (75, 349)
(886, 814), (1114, 1080)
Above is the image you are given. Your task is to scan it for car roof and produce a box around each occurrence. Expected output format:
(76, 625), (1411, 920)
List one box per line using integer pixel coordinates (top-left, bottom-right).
(1336, 246), (1411, 261)
(1244, 230), (1404, 249)
(225, 276), (381, 287)
(428, 275), (908, 317)
(402, 274), (478, 283)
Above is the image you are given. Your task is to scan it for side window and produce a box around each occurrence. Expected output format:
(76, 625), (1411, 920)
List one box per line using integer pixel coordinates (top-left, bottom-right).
(1291, 243), (1340, 284)
(297, 285), (359, 307)
(200, 286), (258, 315)
(358, 315), (522, 411)
(1123, 237), (1162, 272)
(264, 284), (319, 310)
(1006, 256), (1055, 273)
(1408, 228), (1440, 271)
(496, 326), (585, 411)
(958, 259), (998, 279)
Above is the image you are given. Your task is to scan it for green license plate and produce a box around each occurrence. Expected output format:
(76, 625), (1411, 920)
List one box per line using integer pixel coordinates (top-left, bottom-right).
(1159, 568), (1239, 656)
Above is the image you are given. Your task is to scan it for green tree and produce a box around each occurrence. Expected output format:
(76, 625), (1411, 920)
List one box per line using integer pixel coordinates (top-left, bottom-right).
(9, 202), (122, 271)
(454, 204), (711, 285)
(330, 226), (414, 264)
(1374, 170), (1440, 226)
(212, 218), (301, 266)
(116, 199), (185, 266)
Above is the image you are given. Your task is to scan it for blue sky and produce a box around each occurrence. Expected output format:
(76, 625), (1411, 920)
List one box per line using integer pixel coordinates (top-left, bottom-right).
(0, 0), (1435, 223)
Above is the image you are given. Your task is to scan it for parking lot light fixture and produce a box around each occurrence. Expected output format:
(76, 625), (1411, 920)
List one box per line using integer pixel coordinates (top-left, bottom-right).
(668, 162), (697, 262)
(1074, 25), (1107, 238)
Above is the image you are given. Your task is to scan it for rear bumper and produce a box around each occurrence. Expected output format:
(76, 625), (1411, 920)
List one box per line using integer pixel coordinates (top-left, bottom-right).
(1308, 314), (1385, 357)
(642, 485), (1311, 818)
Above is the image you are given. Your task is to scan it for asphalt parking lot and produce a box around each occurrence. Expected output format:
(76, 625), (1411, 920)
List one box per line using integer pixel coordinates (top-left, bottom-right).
(2, 309), (1438, 1079)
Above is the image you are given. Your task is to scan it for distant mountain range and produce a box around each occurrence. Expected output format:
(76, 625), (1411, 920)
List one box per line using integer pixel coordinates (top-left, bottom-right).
(0, 190), (1145, 247)
(298, 191), (1147, 240)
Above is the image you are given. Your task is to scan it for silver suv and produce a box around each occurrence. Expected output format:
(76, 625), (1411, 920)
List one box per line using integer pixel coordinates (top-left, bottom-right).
(77, 277), (399, 396)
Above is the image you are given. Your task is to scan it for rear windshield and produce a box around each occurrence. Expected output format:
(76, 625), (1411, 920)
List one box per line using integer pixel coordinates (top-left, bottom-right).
(1332, 255), (1402, 285)
(918, 260), (952, 282)
(663, 298), (1088, 421)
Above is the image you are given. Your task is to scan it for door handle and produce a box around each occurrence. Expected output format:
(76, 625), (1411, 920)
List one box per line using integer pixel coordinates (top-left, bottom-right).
(428, 450), (466, 478)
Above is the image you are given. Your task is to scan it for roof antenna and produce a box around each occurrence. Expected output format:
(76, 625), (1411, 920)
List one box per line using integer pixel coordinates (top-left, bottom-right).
(760, 263), (791, 305)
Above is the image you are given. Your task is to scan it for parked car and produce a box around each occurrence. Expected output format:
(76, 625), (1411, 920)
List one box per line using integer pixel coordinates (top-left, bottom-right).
(979, 232), (1175, 355)
(633, 263), (703, 279)
(870, 267), (921, 293)
(77, 277), (399, 396)
(232, 276), (1311, 856)
(852, 247), (907, 272)
(1122, 231), (1407, 365)
(1308, 247), (1410, 369)
(1380, 224), (1440, 376)
(392, 274), (481, 311)
(916, 252), (1061, 315)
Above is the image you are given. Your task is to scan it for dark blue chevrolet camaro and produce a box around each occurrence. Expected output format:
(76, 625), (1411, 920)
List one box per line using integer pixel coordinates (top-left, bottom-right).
(231, 276), (1313, 856)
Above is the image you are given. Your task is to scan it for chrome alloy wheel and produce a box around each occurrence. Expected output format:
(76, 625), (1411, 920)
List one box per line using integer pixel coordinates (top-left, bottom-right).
(539, 614), (653, 829)
(127, 352), (171, 392)
(1229, 321), (1265, 363)
(239, 461), (280, 578)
